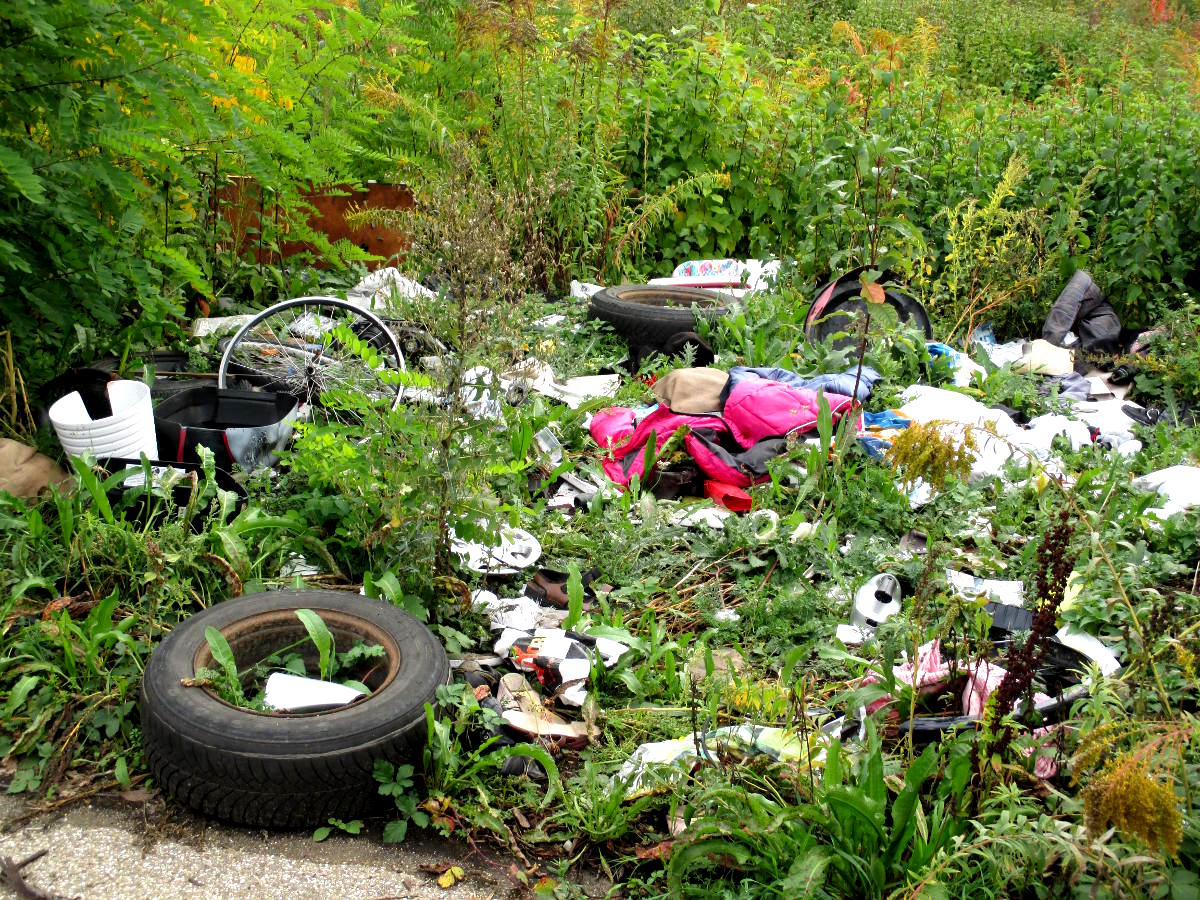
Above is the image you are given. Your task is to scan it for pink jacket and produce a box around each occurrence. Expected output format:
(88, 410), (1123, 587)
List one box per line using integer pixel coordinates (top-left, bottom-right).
(722, 379), (855, 448)
(590, 380), (855, 487)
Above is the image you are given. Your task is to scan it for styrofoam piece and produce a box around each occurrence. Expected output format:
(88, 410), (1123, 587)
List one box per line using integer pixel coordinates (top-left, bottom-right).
(1055, 626), (1121, 676)
(669, 504), (733, 529)
(536, 374), (620, 409)
(345, 267), (435, 311)
(1133, 464), (1200, 518)
(471, 588), (565, 631)
(1117, 439), (1142, 457)
(262, 672), (365, 712)
(193, 314), (256, 338)
(569, 280), (604, 299)
(836, 623), (869, 645)
(49, 380), (158, 460)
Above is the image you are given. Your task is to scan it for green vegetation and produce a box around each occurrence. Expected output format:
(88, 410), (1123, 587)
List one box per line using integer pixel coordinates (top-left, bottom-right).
(2, 0), (1200, 897)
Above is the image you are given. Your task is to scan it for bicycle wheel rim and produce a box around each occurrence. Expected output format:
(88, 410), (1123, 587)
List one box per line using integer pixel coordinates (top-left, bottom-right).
(218, 297), (405, 421)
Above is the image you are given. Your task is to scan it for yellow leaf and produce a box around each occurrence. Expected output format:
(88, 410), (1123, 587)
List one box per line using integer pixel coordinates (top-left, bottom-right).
(437, 866), (465, 889)
(861, 281), (886, 304)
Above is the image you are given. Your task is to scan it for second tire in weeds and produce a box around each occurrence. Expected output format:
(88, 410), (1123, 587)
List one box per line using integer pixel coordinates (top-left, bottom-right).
(588, 284), (732, 349)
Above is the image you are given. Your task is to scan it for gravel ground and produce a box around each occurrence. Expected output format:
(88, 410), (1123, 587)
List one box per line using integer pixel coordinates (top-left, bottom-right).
(0, 793), (535, 900)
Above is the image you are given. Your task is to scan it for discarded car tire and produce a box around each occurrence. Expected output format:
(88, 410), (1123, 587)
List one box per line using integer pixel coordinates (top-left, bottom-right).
(140, 590), (448, 829)
(897, 605), (1093, 745)
(588, 285), (732, 349)
(805, 267), (932, 352)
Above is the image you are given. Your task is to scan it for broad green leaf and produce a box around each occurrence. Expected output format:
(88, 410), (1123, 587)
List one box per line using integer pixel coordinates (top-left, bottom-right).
(382, 819), (408, 843)
(563, 563), (584, 630)
(2, 676), (39, 718)
(296, 609), (335, 680)
(203, 627), (238, 686)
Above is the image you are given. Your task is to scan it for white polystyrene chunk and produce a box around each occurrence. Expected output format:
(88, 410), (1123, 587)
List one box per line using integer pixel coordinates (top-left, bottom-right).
(262, 672), (365, 712)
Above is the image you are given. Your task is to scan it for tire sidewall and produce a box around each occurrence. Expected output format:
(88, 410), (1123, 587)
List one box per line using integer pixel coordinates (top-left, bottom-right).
(141, 590), (448, 758)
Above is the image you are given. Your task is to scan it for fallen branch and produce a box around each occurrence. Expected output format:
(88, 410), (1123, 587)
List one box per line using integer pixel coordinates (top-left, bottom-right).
(0, 850), (66, 900)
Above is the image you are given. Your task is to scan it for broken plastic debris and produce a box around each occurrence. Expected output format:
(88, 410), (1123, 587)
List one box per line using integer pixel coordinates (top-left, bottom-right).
(471, 588), (565, 631)
(534, 427), (564, 466)
(262, 672), (365, 712)
(851, 574), (902, 630)
(946, 569), (1025, 607)
(789, 520), (817, 542)
(451, 526), (541, 574)
(838, 574), (903, 645)
(616, 721), (831, 797)
(493, 627), (627, 707)
(497, 673), (592, 747)
(670, 504), (733, 530)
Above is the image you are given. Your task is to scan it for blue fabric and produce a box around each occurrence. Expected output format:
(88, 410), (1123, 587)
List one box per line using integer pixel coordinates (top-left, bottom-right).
(862, 410), (911, 431)
(856, 436), (892, 460)
(728, 365), (882, 402)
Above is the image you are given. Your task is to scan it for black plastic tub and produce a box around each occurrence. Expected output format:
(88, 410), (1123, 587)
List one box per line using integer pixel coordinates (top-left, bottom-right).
(154, 387), (297, 471)
(889, 605), (1094, 745)
(96, 457), (247, 531)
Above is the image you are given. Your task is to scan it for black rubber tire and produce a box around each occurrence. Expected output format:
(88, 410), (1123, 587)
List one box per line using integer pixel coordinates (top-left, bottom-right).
(140, 590), (449, 828)
(804, 266), (932, 352)
(897, 603), (1092, 745)
(588, 284), (732, 349)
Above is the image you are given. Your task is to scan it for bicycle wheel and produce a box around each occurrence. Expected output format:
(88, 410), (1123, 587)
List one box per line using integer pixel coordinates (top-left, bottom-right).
(217, 296), (405, 418)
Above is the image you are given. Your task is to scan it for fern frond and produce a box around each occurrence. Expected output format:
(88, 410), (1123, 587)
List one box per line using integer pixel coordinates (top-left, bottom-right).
(608, 171), (731, 274)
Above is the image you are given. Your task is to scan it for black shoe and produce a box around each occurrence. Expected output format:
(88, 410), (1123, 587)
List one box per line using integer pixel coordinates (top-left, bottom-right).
(1108, 364), (1137, 386)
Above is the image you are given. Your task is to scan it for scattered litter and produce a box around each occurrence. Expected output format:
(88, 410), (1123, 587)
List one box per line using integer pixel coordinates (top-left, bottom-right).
(946, 569), (1025, 607)
(452, 526), (542, 574)
(616, 722), (832, 797)
(839, 574), (903, 645)
(534, 427), (564, 466)
(262, 672), (364, 712)
(497, 673), (592, 747)
(472, 589), (565, 631)
(861, 639), (1051, 718)
(670, 504), (734, 530)
(494, 627), (627, 706)
(345, 266), (436, 311)
(1041, 270), (1122, 356)
(569, 280), (605, 299)
(1015, 339), (1074, 376)
(192, 314), (256, 338)
(1133, 464), (1200, 519)
(926, 342), (985, 387)
(0, 439), (70, 498)
(789, 520), (818, 542)
(49, 379), (158, 461)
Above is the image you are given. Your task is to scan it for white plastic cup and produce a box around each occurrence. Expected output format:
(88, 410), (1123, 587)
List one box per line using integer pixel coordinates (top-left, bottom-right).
(49, 380), (158, 461)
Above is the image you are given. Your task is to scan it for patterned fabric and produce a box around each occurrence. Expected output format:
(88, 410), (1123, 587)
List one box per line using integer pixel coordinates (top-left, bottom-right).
(671, 258), (744, 278)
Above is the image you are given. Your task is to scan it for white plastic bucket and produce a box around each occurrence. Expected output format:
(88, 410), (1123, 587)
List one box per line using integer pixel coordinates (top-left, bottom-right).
(49, 380), (158, 460)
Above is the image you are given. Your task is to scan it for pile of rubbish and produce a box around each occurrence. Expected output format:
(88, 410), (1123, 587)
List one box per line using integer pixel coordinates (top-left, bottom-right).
(11, 256), (1200, 825)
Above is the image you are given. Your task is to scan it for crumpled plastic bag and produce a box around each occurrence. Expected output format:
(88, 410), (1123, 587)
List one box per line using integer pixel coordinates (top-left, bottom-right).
(1133, 464), (1200, 519)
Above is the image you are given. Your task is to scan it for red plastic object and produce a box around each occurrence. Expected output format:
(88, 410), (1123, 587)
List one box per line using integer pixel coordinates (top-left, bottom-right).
(705, 480), (753, 512)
